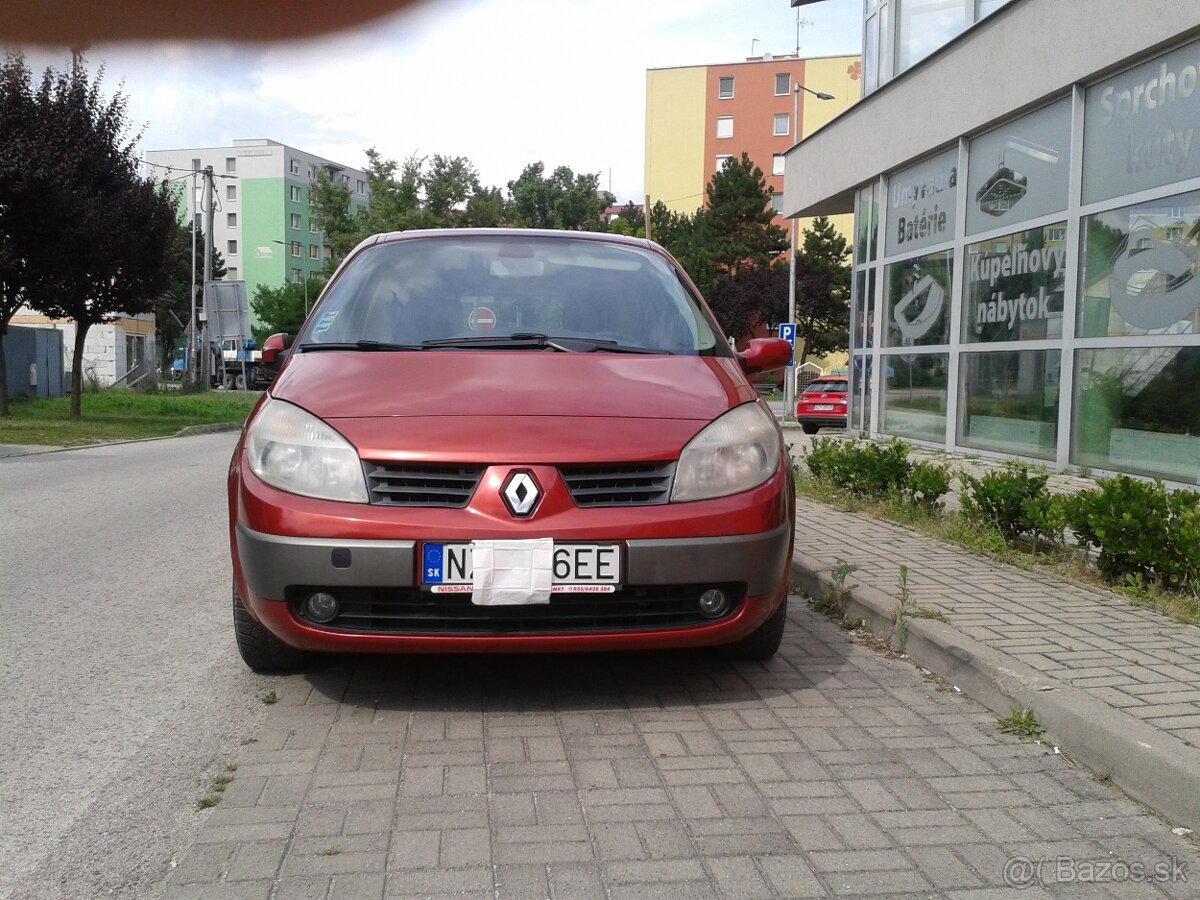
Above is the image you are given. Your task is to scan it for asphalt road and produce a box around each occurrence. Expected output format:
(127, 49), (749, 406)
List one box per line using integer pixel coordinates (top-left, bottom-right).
(0, 432), (268, 900)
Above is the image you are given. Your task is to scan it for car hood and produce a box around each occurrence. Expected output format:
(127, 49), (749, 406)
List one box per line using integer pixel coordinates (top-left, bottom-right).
(268, 350), (759, 462)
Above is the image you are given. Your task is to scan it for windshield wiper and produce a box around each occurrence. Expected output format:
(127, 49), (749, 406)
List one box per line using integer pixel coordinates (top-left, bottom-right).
(420, 333), (673, 355)
(298, 340), (423, 352)
(421, 333), (576, 352)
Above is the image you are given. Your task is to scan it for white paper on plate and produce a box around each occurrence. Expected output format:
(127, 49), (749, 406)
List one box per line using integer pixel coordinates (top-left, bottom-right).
(470, 538), (553, 605)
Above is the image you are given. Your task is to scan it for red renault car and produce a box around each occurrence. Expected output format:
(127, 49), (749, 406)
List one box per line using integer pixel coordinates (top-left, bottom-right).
(228, 229), (795, 670)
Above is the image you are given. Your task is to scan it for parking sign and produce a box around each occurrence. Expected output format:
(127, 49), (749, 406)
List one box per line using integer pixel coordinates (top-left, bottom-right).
(777, 323), (796, 368)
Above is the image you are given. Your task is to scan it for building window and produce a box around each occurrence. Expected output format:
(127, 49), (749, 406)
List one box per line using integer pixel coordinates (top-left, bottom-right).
(715, 154), (734, 171)
(290, 268), (303, 284)
(226, 184), (236, 201)
(881, 354), (950, 442)
(309, 220), (319, 233)
(964, 225), (1066, 344)
(341, 174), (350, 186)
(226, 266), (238, 280)
(291, 213), (301, 229)
(773, 113), (790, 136)
(307, 165), (315, 179)
(225, 157), (236, 173)
(227, 239), (238, 255)
(884, 249), (953, 348)
(1046, 226), (1066, 243)
(309, 244), (319, 260)
(718, 76), (734, 99)
(191, 157), (201, 171)
(289, 185), (301, 202)
(897, 0), (966, 74)
(716, 116), (734, 139)
(357, 179), (366, 194)
(290, 158), (300, 175)
(1073, 347), (1200, 485)
(1078, 188), (1200, 339)
(290, 241), (302, 257)
(770, 192), (784, 213)
(775, 73), (789, 96)
(772, 154), (786, 176)
(226, 212), (237, 227)
(959, 350), (1060, 460)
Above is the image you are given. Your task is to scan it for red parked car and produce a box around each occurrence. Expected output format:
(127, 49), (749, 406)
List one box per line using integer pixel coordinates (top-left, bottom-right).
(228, 229), (796, 670)
(796, 375), (849, 434)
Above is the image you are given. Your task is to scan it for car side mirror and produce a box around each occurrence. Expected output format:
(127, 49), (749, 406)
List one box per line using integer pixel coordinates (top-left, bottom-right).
(261, 332), (292, 365)
(738, 337), (793, 374)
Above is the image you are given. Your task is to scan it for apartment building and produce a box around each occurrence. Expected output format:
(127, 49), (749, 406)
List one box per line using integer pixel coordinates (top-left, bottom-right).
(783, 0), (1200, 485)
(645, 51), (860, 239)
(143, 139), (370, 316)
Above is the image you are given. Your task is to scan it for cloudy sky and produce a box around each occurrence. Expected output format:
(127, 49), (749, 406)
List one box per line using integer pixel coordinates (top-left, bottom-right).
(17, 0), (861, 204)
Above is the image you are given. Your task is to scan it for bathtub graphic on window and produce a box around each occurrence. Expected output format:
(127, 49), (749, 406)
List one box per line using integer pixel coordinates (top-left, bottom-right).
(1108, 226), (1199, 330)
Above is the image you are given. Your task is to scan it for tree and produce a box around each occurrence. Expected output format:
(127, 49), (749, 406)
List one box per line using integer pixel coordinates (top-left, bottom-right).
(11, 54), (178, 416)
(424, 154), (479, 225)
(703, 153), (788, 277)
(708, 264), (787, 342)
(792, 216), (852, 363)
(309, 168), (359, 261)
(250, 277), (325, 343)
(507, 162), (612, 231)
(0, 53), (38, 415)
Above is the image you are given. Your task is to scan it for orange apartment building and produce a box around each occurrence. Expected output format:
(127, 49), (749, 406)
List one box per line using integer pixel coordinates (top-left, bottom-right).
(645, 52), (861, 238)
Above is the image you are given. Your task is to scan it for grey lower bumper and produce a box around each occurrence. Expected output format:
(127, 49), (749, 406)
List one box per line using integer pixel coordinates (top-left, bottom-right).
(236, 521), (792, 600)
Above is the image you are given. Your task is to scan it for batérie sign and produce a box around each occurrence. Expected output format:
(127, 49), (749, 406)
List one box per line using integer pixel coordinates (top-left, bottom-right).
(892, 167), (956, 246)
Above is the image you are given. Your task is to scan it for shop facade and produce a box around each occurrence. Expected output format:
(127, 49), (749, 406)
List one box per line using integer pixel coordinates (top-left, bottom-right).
(783, 0), (1200, 486)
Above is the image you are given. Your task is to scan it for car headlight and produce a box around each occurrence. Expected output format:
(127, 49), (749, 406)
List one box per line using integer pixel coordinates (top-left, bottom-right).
(671, 402), (782, 502)
(245, 398), (368, 503)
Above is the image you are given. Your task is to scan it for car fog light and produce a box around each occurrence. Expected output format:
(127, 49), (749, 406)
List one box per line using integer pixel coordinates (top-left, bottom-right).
(697, 589), (729, 619)
(304, 592), (340, 623)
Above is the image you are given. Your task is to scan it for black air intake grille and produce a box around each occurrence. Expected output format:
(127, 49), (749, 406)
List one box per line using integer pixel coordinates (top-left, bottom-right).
(559, 462), (675, 507)
(365, 463), (485, 507)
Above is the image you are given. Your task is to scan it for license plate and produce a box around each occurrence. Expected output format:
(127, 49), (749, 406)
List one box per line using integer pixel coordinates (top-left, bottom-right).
(812, 404), (835, 411)
(422, 542), (621, 593)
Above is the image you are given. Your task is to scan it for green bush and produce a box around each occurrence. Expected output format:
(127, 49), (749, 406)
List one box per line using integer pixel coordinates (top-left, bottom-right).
(958, 463), (1051, 543)
(1062, 476), (1200, 591)
(803, 438), (913, 500)
(905, 460), (953, 510)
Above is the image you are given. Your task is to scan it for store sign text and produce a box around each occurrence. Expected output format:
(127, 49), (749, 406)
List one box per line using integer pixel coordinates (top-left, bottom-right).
(1097, 57), (1197, 177)
(970, 243), (1066, 328)
(892, 167), (956, 247)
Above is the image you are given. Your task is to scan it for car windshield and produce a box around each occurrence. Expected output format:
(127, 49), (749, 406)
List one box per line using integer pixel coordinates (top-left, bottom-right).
(298, 234), (725, 356)
(805, 380), (848, 393)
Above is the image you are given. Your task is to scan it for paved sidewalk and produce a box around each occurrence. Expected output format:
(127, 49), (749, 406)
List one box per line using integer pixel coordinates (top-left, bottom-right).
(792, 498), (1200, 834)
(159, 611), (1199, 900)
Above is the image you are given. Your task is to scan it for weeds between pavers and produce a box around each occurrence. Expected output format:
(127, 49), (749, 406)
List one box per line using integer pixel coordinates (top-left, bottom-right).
(997, 705), (1046, 741)
(196, 769), (237, 810)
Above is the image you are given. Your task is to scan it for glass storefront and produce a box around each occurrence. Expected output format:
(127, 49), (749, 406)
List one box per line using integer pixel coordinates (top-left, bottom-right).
(881, 354), (948, 441)
(1073, 347), (1200, 484)
(960, 350), (1060, 459)
(848, 35), (1200, 485)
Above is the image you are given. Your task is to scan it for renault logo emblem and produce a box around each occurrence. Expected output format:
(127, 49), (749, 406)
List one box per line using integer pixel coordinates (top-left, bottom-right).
(501, 471), (541, 517)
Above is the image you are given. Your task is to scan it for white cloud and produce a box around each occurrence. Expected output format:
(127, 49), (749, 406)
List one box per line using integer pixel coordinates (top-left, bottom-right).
(16, 0), (861, 204)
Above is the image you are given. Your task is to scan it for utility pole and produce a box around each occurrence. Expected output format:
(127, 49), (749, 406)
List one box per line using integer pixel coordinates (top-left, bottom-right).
(188, 170), (198, 385)
(785, 83), (801, 420)
(201, 165), (215, 387)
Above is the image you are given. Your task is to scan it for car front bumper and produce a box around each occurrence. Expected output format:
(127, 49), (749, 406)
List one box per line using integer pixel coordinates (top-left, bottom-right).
(230, 454), (795, 653)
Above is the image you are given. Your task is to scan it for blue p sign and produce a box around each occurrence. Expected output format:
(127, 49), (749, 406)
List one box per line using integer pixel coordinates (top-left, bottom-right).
(777, 323), (796, 367)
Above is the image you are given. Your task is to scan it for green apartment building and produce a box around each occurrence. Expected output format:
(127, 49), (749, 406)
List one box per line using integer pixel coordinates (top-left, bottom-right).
(144, 139), (370, 323)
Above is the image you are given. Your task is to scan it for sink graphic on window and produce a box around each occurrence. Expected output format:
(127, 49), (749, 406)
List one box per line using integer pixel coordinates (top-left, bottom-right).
(1108, 226), (1199, 330)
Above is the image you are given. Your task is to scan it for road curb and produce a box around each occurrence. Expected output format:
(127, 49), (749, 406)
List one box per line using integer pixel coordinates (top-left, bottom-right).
(791, 550), (1200, 833)
(174, 422), (243, 437)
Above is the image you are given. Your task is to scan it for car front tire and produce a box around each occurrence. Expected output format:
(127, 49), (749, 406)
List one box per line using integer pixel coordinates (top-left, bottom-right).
(718, 596), (787, 661)
(232, 581), (308, 672)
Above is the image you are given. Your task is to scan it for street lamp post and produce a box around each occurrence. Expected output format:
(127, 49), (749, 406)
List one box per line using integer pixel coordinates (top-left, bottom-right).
(785, 81), (835, 420)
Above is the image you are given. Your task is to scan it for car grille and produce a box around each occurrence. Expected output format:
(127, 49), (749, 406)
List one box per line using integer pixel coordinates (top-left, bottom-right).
(289, 584), (744, 634)
(558, 462), (675, 507)
(365, 462), (485, 507)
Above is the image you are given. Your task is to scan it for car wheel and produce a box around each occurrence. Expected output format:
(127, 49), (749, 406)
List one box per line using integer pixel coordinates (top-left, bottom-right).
(801, 423), (819, 435)
(234, 373), (246, 390)
(232, 581), (308, 672)
(718, 596), (787, 661)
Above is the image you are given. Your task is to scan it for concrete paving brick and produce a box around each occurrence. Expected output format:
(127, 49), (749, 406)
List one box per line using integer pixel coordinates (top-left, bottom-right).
(703, 856), (775, 899)
(493, 864), (549, 900)
(757, 854), (827, 897)
(384, 866), (493, 897)
(905, 846), (987, 890)
(269, 876), (330, 900)
(327, 872), (385, 900)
